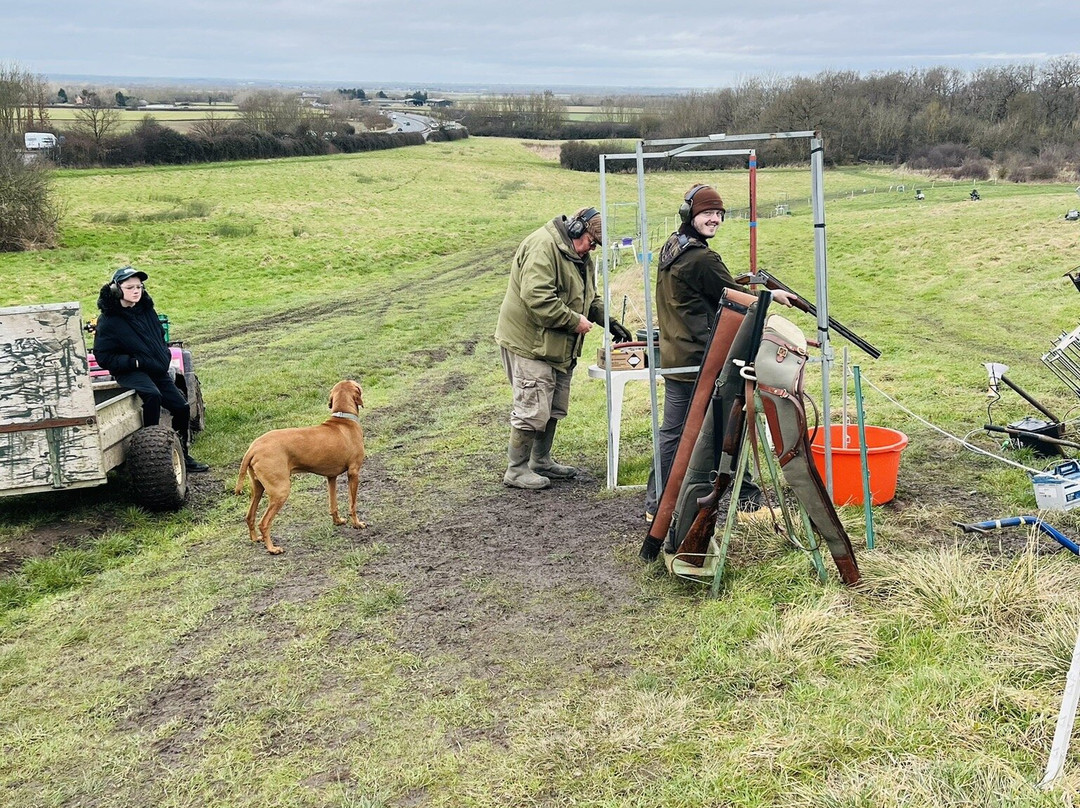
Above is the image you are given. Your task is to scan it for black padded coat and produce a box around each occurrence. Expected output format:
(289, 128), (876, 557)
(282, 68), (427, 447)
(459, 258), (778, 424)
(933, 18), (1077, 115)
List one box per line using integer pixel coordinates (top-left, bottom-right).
(93, 285), (172, 376)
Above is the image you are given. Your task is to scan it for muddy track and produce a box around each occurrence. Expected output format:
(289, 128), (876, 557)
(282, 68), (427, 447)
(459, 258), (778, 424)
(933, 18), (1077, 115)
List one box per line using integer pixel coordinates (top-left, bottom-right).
(191, 244), (509, 360)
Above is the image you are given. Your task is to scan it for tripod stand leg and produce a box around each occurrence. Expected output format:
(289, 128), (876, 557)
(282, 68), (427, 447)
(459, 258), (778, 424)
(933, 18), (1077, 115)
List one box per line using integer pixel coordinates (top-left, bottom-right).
(710, 434), (752, 598)
(754, 409), (828, 582)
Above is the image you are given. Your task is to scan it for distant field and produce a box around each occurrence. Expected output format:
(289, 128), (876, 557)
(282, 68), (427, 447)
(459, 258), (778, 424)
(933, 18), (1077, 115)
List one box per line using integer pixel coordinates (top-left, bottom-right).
(42, 104), (242, 134)
(564, 104), (643, 122)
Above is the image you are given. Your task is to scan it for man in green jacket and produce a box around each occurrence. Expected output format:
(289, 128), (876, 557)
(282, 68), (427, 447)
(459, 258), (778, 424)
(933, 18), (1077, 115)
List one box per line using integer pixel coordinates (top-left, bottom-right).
(644, 185), (793, 519)
(495, 207), (633, 489)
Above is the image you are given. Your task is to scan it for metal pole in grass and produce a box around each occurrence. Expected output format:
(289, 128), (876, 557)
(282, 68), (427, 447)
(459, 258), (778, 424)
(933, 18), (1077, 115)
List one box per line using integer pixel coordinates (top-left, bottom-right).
(749, 149), (757, 275)
(810, 134), (835, 495)
(1040, 617), (1080, 788)
(599, 153), (617, 489)
(853, 365), (875, 550)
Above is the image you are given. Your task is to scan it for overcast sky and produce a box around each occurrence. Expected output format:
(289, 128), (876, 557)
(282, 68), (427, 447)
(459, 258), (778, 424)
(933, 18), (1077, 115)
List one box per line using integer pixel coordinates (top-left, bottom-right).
(5, 0), (1079, 91)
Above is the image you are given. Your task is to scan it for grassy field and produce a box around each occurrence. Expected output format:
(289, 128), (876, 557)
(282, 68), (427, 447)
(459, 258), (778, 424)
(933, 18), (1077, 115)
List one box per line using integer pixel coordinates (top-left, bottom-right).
(42, 105), (243, 134)
(4, 137), (1080, 806)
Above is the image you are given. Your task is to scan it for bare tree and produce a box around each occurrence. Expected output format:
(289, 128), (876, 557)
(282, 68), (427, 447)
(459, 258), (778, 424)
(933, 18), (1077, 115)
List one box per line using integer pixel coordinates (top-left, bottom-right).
(0, 63), (44, 142)
(189, 109), (229, 139)
(73, 95), (122, 150)
(237, 90), (314, 134)
(1039, 56), (1080, 128)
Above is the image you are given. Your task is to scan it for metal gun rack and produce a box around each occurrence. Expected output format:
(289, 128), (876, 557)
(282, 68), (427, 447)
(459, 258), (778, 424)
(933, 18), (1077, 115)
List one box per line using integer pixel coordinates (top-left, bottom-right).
(1042, 324), (1080, 399)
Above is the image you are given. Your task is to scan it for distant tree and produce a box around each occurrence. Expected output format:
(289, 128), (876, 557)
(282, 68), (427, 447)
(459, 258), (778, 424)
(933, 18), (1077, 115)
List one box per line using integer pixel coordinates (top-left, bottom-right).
(189, 110), (230, 139)
(72, 95), (122, 154)
(115, 91), (127, 108)
(237, 90), (314, 134)
(377, 90), (388, 99)
(57, 88), (67, 104)
(0, 64), (51, 141)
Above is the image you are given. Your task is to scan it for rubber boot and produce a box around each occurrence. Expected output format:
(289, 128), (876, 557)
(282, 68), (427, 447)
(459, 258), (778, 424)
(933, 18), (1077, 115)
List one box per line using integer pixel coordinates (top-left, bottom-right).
(179, 429), (209, 473)
(529, 419), (577, 479)
(504, 428), (551, 489)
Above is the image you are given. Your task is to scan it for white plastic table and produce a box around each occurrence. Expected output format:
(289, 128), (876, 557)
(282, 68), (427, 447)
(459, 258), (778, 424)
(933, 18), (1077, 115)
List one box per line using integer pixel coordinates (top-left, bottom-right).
(587, 364), (649, 488)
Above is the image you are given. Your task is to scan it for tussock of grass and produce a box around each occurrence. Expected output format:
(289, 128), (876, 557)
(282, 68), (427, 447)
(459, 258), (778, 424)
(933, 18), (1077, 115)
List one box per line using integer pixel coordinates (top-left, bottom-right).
(747, 592), (878, 681)
(91, 199), (212, 224)
(859, 545), (1046, 631)
(213, 219), (256, 237)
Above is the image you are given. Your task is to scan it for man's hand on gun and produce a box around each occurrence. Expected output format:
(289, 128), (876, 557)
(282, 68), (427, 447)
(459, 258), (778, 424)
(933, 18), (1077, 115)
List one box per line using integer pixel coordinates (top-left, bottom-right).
(769, 289), (796, 307)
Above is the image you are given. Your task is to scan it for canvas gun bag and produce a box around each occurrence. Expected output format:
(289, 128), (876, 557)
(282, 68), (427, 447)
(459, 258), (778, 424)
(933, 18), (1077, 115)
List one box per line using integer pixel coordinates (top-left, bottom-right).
(667, 298), (764, 559)
(753, 314), (861, 585)
(641, 288), (756, 561)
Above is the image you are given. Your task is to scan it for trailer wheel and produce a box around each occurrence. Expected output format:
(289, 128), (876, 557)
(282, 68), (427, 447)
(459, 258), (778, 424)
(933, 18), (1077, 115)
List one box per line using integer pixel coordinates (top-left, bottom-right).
(188, 374), (206, 433)
(127, 425), (188, 511)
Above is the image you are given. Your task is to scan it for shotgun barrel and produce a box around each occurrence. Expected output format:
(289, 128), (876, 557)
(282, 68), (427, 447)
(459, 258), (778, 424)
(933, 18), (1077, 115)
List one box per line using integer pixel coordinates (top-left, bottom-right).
(735, 270), (881, 359)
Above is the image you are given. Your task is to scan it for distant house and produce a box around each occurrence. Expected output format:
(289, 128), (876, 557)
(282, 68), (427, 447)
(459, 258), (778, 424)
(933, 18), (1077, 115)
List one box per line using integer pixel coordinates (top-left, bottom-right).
(429, 99), (453, 108)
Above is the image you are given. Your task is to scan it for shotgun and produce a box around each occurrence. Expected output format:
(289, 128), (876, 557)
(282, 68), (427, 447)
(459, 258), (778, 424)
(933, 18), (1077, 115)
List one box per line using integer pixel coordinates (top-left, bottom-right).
(675, 291), (771, 564)
(734, 269), (881, 359)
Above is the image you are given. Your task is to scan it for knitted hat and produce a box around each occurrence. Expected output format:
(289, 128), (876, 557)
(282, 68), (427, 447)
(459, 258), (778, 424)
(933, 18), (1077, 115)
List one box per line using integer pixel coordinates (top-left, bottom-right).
(688, 186), (725, 218)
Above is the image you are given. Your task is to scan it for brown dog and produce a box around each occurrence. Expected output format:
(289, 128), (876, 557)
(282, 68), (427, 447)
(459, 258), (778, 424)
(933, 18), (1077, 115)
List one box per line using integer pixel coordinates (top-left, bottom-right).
(234, 379), (366, 554)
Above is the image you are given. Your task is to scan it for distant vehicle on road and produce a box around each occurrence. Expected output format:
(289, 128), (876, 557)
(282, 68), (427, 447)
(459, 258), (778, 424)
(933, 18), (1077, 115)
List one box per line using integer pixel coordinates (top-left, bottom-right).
(24, 132), (57, 150)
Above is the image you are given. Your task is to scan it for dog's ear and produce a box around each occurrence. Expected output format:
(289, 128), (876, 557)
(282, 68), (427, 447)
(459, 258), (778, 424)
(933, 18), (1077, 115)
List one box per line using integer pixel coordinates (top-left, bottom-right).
(328, 391), (334, 410)
(354, 382), (364, 409)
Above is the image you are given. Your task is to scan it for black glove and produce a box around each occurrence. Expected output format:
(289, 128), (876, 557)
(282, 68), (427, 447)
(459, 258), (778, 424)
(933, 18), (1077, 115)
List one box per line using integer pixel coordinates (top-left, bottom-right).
(608, 318), (633, 343)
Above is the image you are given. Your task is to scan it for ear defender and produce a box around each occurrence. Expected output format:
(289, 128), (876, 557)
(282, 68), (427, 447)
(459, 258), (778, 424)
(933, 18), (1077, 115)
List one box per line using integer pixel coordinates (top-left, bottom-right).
(567, 207), (599, 239)
(678, 185), (709, 224)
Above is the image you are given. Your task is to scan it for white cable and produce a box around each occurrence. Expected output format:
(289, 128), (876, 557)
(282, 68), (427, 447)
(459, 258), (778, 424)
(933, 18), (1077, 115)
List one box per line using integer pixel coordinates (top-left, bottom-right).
(859, 375), (1066, 479)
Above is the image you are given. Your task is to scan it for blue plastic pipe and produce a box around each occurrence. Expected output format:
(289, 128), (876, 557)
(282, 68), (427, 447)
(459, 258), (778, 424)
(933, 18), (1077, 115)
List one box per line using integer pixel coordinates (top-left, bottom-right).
(955, 515), (1080, 555)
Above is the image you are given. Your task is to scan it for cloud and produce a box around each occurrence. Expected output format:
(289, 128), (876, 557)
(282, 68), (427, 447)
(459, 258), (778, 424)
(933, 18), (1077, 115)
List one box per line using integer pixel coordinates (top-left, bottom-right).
(4, 0), (1079, 89)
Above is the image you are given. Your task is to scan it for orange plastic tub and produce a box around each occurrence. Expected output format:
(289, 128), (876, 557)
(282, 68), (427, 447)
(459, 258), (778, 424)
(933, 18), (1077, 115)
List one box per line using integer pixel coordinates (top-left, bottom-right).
(809, 425), (908, 506)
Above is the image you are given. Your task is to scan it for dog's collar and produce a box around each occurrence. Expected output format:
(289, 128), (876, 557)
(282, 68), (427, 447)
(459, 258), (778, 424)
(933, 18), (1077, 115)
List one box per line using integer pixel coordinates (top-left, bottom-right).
(331, 411), (360, 422)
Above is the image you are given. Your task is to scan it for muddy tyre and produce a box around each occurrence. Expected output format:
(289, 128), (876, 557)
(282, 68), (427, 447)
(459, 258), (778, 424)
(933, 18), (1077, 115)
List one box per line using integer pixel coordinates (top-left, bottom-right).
(188, 374), (206, 433)
(127, 426), (188, 511)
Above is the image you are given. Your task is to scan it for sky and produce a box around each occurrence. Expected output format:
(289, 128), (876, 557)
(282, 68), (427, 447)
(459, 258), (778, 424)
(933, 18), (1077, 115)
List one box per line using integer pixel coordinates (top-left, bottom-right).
(5, 0), (1080, 91)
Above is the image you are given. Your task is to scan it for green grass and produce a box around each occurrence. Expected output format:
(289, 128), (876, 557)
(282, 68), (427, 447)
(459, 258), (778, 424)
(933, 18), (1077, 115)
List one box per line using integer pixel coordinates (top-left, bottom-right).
(3, 138), (1080, 805)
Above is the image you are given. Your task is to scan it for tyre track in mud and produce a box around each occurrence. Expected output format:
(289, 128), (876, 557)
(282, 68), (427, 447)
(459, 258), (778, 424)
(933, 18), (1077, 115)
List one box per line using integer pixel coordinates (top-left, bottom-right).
(189, 244), (510, 362)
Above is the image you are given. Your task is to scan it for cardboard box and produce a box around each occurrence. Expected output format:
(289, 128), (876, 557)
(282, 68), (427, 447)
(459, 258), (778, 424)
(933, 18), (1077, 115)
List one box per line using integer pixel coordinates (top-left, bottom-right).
(597, 345), (647, 371)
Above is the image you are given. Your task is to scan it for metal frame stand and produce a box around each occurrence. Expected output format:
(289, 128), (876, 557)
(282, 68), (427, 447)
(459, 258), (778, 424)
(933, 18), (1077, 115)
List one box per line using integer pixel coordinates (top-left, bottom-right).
(596, 131), (837, 496)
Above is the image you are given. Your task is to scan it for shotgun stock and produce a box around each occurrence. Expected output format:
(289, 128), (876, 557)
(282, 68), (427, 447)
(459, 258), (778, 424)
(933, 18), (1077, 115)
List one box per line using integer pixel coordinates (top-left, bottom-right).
(675, 409), (741, 562)
(734, 270), (881, 359)
(674, 291), (771, 565)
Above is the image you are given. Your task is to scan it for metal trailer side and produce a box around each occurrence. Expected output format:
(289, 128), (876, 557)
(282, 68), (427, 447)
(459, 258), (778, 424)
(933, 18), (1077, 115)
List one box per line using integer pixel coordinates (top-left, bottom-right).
(0, 302), (140, 497)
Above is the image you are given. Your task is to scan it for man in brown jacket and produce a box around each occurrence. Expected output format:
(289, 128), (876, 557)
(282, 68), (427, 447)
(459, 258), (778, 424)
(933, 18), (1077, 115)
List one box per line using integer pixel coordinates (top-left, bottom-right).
(495, 207), (632, 489)
(644, 185), (793, 519)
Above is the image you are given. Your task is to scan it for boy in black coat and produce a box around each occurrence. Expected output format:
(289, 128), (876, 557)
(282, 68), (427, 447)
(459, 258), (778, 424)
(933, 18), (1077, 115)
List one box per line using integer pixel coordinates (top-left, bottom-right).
(93, 266), (208, 472)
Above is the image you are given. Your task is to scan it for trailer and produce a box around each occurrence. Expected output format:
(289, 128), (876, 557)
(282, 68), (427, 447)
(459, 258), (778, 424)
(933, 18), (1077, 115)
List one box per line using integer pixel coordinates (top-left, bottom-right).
(0, 302), (203, 510)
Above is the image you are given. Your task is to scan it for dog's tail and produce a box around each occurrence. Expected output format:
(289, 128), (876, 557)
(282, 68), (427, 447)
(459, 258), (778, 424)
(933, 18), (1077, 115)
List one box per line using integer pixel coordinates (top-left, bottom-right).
(234, 449), (254, 495)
